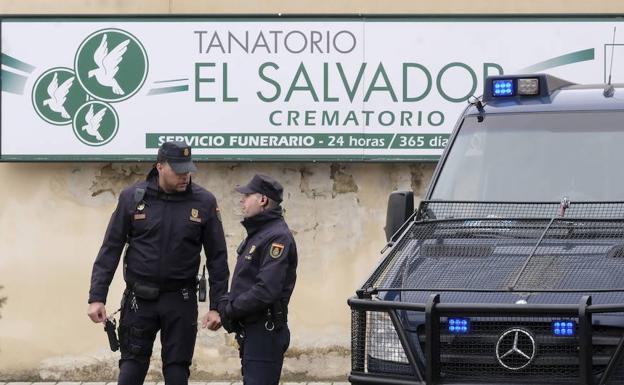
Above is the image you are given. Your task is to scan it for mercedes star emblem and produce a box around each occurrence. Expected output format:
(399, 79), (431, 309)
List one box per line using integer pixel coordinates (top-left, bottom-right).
(495, 328), (536, 370)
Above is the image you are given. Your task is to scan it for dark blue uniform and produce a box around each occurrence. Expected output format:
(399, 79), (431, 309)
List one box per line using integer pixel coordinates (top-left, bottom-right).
(223, 207), (297, 385)
(89, 167), (229, 385)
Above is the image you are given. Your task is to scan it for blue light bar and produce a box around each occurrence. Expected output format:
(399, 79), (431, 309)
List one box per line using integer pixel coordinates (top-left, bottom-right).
(483, 74), (573, 103)
(492, 79), (515, 97)
(448, 318), (470, 334)
(552, 320), (576, 336)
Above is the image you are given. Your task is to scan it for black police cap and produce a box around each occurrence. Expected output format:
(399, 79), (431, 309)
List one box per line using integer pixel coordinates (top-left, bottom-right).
(157, 141), (197, 173)
(236, 174), (284, 203)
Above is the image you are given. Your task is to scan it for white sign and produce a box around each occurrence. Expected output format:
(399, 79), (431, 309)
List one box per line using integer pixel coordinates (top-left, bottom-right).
(1, 17), (622, 161)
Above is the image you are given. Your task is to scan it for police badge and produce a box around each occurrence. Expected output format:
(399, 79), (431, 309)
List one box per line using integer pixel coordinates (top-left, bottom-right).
(190, 208), (201, 223)
(270, 243), (285, 259)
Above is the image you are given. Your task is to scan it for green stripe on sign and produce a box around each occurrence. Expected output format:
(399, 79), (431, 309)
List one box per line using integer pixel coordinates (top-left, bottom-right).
(153, 78), (189, 84)
(389, 134), (449, 149)
(1, 53), (35, 73)
(147, 85), (189, 95)
(519, 48), (594, 73)
(146, 133), (450, 150)
(1, 69), (28, 94)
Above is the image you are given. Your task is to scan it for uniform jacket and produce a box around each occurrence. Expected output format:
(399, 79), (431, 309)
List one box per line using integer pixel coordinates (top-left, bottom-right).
(89, 169), (229, 310)
(228, 207), (297, 319)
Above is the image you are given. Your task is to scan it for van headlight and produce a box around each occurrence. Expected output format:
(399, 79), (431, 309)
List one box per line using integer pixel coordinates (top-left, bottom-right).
(366, 311), (409, 364)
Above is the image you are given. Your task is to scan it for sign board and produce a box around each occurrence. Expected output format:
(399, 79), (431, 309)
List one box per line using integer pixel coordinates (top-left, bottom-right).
(1, 16), (622, 161)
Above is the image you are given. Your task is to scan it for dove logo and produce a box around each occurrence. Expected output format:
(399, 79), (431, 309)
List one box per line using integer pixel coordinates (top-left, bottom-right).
(75, 29), (148, 102)
(32, 67), (88, 125)
(44, 73), (74, 118)
(88, 34), (130, 95)
(72, 101), (119, 146)
(82, 105), (107, 141)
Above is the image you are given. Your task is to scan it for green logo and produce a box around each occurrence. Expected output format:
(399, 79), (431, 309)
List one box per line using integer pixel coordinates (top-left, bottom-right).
(31, 28), (147, 147)
(74, 28), (148, 102)
(72, 101), (119, 146)
(32, 67), (89, 125)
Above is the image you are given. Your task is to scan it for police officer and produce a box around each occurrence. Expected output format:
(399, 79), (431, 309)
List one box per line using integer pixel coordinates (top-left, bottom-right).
(87, 141), (229, 385)
(218, 174), (298, 385)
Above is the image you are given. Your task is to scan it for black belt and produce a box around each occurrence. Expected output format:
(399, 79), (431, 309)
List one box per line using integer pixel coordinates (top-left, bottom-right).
(125, 272), (196, 292)
(241, 312), (267, 324)
(241, 302), (289, 325)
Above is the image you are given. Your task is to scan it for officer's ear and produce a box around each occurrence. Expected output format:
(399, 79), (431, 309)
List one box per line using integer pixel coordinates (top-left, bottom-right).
(156, 161), (172, 174)
(259, 194), (269, 207)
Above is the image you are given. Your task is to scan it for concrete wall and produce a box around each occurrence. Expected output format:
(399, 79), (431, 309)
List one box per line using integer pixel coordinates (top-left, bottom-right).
(0, 0), (623, 382)
(0, 161), (433, 381)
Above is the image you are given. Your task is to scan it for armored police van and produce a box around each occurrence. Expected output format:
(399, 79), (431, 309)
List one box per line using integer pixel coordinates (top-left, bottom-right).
(349, 74), (624, 385)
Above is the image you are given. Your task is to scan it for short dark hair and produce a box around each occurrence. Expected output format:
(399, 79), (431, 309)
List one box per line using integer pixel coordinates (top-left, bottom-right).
(264, 197), (279, 209)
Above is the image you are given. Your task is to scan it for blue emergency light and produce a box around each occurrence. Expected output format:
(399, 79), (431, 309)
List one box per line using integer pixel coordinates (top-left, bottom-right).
(482, 74), (568, 103)
(552, 320), (576, 336)
(491, 77), (541, 98)
(448, 318), (470, 334)
(493, 79), (514, 96)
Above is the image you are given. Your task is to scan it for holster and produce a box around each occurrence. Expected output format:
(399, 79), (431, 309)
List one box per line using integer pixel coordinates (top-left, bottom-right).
(130, 282), (159, 300)
(104, 318), (120, 351)
(267, 300), (288, 331)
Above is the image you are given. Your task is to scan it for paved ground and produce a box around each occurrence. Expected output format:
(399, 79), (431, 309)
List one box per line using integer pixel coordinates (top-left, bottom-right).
(0, 382), (349, 385)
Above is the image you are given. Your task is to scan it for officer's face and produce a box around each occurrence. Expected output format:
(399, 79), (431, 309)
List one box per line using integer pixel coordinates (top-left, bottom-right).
(156, 162), (191, 193)
(240, 193), (266, 218)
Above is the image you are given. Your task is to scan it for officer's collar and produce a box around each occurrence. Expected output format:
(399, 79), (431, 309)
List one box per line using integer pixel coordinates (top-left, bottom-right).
(241, 207), (283, 234)
(146, 167), (194, 200)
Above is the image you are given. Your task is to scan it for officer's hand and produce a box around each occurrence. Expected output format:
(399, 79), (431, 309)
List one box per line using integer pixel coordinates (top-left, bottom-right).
(87, 302), (107, 323)
(202, 310), (222, 331)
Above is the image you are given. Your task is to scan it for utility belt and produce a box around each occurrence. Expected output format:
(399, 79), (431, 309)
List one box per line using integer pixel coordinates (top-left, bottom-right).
(124, 266), (208, 302)
(235, 300), (289, 360)
(125, 277), (197, 301)
(241, 300), (288, 331)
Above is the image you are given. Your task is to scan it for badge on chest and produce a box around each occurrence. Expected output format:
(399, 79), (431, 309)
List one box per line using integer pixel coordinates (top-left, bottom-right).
(134, 202), (146, 220)
(245, 245), (256, 260)
(190, 208), (201, 223)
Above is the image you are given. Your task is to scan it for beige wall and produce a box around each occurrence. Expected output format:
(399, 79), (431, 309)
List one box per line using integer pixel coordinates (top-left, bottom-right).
(1, 0), (623, 381)
(0, 161), (434, 380)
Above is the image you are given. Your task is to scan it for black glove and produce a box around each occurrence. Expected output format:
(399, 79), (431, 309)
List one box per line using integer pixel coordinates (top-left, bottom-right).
(217, 294), (235, 333)
(217, 294), (228, 315)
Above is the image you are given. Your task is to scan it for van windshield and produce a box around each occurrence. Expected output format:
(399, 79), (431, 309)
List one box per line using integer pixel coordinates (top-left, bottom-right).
(431, 111), (624, 201)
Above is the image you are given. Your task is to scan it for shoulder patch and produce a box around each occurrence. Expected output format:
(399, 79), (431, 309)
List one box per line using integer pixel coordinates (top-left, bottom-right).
(270, 242), (285, 259)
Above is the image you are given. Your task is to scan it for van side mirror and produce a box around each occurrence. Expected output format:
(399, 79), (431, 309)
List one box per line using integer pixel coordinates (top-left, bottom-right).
(384, 191), (414, 242)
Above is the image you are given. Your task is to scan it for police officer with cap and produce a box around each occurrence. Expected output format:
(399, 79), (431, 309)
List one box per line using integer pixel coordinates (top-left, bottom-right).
(218, 174), (298, 385)
(87, 141), (229, 385)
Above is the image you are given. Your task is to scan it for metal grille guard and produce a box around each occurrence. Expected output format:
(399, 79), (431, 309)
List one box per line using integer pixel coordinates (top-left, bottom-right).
(348, 295), (624, 385)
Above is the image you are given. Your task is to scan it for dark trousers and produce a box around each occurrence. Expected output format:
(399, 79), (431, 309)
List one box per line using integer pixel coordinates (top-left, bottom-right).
(236, 320), (291, 385)
(117, 289), (198, 385)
